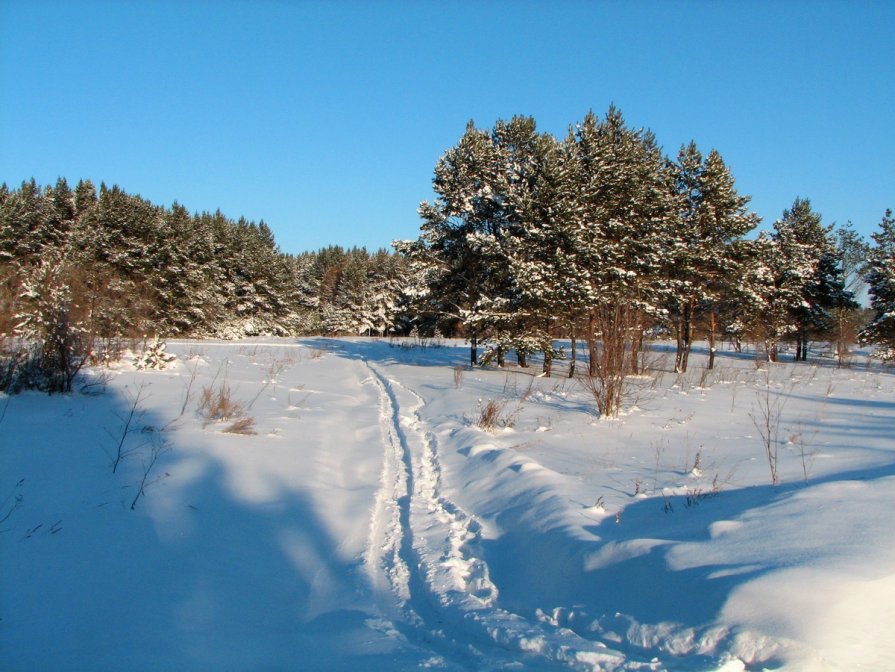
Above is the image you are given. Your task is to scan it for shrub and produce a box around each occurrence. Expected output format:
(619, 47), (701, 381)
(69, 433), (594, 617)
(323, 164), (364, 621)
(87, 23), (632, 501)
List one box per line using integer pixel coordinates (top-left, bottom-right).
(6, 257), (93, 394)
(134, 337), (176, 370)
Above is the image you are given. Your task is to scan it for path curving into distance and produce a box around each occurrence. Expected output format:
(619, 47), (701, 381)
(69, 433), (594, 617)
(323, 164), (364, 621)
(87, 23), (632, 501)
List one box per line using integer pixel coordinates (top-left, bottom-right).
(361, 359), (630, 671)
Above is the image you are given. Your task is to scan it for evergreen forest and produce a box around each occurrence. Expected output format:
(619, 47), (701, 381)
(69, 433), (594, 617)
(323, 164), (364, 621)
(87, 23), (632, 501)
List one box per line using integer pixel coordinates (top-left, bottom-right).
(1, 107), (893, 396)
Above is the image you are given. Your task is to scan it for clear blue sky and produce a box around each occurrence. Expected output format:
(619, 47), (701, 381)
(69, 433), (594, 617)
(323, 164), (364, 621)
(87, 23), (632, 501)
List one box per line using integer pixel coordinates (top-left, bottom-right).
(2, 0), (893, 255)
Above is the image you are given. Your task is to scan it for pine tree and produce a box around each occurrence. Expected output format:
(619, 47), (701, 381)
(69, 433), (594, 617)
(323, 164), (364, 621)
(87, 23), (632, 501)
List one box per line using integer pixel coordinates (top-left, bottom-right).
(832, 222), (870, 363)
(777, 199), (850, 361)
(476, 115), (560, 369)
(667, 144), (759, 371)
(570, 106), (677, 394)
(747, 198), (832, 361)
(399, 120), (507, 365)
(73, 179), (98, 218)
(860, 209), (895, 359)
(0, 178), (49, 264)
(0, 178), (315, 341)
(802, 246), (858, 356)
(14, 252), (91, 393)
(45, 178), (76, 251)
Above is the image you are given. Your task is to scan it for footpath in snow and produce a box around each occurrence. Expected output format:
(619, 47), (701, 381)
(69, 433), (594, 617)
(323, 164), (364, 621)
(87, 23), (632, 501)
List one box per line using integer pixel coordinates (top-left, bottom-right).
(2, 337), (894, 671)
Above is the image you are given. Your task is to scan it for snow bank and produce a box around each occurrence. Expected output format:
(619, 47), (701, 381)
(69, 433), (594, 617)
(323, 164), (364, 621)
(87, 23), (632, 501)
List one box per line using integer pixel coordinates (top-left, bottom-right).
(2, 338), (894, 671)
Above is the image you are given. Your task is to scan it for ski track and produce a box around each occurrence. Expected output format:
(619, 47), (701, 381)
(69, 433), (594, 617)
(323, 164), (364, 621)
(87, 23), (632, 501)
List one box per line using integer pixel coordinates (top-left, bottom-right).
(361, 359), (639, 672)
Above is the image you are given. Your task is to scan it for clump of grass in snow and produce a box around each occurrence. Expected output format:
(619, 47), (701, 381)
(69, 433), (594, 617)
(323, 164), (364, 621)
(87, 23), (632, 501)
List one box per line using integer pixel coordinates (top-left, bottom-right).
(223, 416), (257, 435)
(198, 382), (244, 426)
(199, 380), (258, 434)
(476, 398), (523, 432)
(453, 365), (464, 389)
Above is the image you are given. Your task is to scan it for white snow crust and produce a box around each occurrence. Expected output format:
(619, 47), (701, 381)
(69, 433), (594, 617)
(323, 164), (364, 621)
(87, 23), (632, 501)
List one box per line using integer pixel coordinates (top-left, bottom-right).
(2, 338), (894, 671)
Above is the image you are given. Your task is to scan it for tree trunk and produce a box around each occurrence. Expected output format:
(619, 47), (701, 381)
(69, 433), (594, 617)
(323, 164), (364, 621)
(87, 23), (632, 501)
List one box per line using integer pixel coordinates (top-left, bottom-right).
(836, 310), (844, 368)
(470, 334), (478, 366)
(630, 319), (643, 375)
(569, 335), (577, 378)
(588, 309), (598, 377)
(517, 350), (527, 368)
(674, 297), (694, 373)
(497, 345), (505, 368)
(707, 311), (718, 370)
(674, 318), (685, 373)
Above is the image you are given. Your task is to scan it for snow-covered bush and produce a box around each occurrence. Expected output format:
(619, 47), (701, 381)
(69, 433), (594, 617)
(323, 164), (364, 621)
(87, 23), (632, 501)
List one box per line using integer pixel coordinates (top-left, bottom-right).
(872, 345), (895, 363)
(133, 337), (176, 370)
(11, 256), (92, 393)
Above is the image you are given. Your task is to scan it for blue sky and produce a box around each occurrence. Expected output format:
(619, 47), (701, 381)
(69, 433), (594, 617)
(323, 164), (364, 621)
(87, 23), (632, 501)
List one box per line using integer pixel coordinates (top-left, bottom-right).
(1, 0), (893, 255)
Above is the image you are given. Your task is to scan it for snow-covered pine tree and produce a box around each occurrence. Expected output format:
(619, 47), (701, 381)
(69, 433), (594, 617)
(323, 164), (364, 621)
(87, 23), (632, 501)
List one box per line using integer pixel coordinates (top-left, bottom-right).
(859, 209), (895, 359)
(13, 252), (91, 392)
(327, 249), (369, 335)
(133, 336), (176, 370)
(667, 143), (759, 371)
(212, 217), (296, 336)
(801, 245), (858, 359)
(70, 185), (158, 336)
(364, 249), (404, 336)
(746, 198), (826, 361)
(150, 203), (216, 335)
(831, 222), (870, 363)
(777, 199), (848, 361)
(45, 178), (76, 252)
(489, 117), (581, 374)
(1, 179), (314, 341)
(286, 251), (325, 333)
(570, 106), (677, 399)
(0, 178), (50, 264)
(398, 120), (507, 365)
(73, 179), (98, 219)
(474, 115), (547, 368)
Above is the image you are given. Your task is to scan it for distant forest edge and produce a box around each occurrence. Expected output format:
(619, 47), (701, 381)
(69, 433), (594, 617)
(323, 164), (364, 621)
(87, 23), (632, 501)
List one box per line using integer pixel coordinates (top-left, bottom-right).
(0, 178), (407, 340)
(1, 108), (893, 394)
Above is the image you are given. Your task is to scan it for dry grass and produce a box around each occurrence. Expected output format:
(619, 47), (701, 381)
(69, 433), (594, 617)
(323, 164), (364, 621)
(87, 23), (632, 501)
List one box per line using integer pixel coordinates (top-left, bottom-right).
(477, 399), (506, 431)
(198, 382), (258, 434)
(476, 398), (523, 432)
(198, 382), (245, 426)
(223, 416), (257, 435)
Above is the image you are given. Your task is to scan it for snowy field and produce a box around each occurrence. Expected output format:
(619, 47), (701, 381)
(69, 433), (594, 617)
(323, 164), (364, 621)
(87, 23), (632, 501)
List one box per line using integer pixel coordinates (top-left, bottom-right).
(2, 338), (894, 672)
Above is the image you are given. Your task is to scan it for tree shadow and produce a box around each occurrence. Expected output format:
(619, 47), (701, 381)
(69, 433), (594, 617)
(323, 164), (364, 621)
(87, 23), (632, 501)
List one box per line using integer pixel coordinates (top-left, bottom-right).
(481, 456), (895, 666)
(1, 383), (424, 672)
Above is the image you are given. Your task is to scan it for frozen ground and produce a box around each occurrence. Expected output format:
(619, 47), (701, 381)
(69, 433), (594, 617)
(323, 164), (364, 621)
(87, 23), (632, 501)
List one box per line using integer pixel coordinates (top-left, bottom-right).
(2, 338), (894, 671)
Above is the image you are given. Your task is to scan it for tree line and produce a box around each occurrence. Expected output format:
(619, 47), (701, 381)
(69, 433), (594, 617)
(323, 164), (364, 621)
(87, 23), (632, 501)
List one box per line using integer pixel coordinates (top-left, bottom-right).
(0, 179), (405, 390)
(397, 108), (891, 412)
(0, 106), (892, 398)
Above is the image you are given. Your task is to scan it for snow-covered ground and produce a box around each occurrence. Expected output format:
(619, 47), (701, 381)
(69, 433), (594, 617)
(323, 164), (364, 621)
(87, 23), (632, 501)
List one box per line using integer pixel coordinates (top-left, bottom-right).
(2, 338), (894, 671)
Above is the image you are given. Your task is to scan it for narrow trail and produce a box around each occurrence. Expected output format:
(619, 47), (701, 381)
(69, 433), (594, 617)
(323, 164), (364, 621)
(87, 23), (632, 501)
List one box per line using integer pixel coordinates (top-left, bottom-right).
(360, 359), (633, 671)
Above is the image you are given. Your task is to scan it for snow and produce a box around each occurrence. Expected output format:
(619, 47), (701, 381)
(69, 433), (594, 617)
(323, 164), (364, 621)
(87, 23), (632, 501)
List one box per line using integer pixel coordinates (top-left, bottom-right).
(2, 338), (894, 671)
